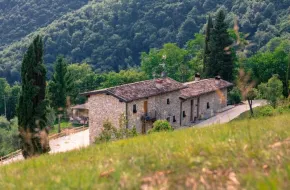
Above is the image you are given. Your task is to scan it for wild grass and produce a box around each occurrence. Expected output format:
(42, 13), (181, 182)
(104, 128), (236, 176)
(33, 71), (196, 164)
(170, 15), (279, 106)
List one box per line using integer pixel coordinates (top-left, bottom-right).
(235, 104), (290, 121)
(1, 114), (290, 189)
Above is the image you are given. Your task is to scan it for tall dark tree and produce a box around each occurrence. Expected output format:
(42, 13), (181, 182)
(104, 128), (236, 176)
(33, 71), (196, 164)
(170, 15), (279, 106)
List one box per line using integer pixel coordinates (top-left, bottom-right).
(18, 35), (50, 159)
(208, 10), (234, 81)
(204, 15), (213, 74)
(48, 56), (73, 110)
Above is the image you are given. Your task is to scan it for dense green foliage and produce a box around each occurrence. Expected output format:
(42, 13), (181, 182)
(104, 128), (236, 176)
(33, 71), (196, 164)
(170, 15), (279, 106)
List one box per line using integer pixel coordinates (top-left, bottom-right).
(228, 87), (242, 104)
(148, 120), (174, 134)
(244, 39), (290, 96)
(17, 36), (50, 158)
(0, 0), (88, 48)
(141, 43), (190, 82)
(0, 78), (21, 120)
(18, 36), (48, 130)
(1, 114), (290, 189)
(206, 10), (234, 81)
(1, 0), (290, 83)
(0, 117), (19, 157)
(258, 75), (284, 108)
(65, 64), (147, 105)
(48, 56), (73, 110)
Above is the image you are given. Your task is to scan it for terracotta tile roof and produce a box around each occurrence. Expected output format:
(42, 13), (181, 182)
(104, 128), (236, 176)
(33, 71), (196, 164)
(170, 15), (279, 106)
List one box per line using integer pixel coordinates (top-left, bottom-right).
(81, 78), (186, 102)
(181, 79), (233, 99)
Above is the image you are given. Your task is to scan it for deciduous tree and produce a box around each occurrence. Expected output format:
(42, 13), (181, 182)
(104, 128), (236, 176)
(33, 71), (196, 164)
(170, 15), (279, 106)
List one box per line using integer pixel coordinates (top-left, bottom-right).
(258, 75), (283, 108)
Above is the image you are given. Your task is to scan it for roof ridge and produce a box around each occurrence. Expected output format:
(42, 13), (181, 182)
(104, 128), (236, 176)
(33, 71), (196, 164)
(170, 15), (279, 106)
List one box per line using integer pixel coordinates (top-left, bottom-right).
(183, 78), (214, 85)
(106, 77), (183, 90)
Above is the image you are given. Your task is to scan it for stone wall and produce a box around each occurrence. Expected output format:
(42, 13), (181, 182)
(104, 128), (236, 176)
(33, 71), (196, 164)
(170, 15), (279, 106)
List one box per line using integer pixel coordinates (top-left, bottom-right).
(181, 88), (228, 126)
(127, 91), (182, 133)
(87, 88), (229, 142)
(181, 98), (198, 126)
(88, 94), (126, 144)
(198, 88), (227, 119)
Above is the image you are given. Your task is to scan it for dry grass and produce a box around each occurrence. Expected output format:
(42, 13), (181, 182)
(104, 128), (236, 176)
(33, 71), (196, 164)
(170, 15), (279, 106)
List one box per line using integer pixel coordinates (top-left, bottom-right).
(0, 114), (290, 189)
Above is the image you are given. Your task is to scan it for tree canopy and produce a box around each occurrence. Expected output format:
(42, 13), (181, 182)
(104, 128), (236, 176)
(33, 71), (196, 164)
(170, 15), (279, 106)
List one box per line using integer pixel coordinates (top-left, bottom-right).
(1, 0), (290, 83)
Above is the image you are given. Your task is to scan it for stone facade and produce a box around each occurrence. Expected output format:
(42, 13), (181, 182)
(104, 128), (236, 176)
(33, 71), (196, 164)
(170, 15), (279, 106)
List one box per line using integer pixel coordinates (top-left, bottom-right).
(127, 91), (181, 133)
(83, 77), (232, 144)
(88, 94), (126, 143)
(181, 88), (228, 126)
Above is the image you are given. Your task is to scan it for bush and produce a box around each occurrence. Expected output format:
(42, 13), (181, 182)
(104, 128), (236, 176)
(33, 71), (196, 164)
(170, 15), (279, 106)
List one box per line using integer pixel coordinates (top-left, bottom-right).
(259, 105), (275, 117)
(148, 120), (174, 134)
(276, 106), (285, 114)
(0, 117), (20, 156)
(0, 116), (10, 130)
(95, 120), (138, 144)
(229, 87), (242, 105)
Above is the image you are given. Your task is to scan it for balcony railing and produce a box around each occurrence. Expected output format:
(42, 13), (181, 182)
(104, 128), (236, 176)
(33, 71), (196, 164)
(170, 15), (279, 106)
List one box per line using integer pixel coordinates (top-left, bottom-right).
(141, 111), (157, 122)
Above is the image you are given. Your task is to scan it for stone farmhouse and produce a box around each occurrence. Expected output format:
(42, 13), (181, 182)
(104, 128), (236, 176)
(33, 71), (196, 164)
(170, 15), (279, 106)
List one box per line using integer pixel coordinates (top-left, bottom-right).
(81, 75), (233, 143)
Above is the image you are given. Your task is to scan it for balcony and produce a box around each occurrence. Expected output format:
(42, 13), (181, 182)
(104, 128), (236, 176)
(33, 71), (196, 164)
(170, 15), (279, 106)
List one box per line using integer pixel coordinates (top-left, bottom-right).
(141, 111), (157, 122)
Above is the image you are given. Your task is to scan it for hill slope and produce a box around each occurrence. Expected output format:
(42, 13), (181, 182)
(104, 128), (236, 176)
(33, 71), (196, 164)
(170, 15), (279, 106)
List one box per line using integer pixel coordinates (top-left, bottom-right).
(0, 0), (88, 48)
(1, 114), (290, 189)
(0, 0), (290, 82)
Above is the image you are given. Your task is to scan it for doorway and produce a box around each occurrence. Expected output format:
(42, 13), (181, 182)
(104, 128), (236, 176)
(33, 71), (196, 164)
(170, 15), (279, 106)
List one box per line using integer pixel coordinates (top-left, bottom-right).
(190, 99), (194, 122)
(142, 101), (148, 134)
(144, 101), (148, 114)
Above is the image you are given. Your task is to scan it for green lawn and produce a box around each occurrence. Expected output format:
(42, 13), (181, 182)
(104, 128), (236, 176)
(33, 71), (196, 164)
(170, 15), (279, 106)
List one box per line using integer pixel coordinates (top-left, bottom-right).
(1, 114), (290, 189)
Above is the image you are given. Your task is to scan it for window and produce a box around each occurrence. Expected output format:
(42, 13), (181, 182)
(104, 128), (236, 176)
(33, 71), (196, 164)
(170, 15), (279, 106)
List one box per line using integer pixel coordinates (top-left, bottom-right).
(207, 102), (210, 109)
(167, 98), (170, 105)
(166, 117), (170, 122)
(173, 116), (176, 122)
(183, 111), (186, 118)
(133, 104), (137, 113)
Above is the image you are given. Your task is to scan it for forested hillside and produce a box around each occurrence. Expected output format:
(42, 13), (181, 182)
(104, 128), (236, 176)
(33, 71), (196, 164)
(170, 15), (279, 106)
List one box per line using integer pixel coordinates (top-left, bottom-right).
(0, 0), (88, 48)
(0, 0), (290, 83)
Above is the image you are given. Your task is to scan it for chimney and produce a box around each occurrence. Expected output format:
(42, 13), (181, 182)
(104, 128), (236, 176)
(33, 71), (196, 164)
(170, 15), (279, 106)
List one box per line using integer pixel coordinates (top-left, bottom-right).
(195, 73), (201, 82)
(215, 75), (221, 85)
(155, 79), (164, 89)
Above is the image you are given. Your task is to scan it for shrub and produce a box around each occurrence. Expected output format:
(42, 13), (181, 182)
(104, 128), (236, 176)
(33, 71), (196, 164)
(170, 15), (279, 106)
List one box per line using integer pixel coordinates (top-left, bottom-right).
(258, 75), (283, 108)
(95, 120), (138, 144)
(148, 120), (174, 134)
(259, 105), (275, 117)
(276, 106), (285, 114)
(95, 120), (117, 144)
(0, 116), (10, 130)
(229, 87), (242, 105)
(0, 117), (20, 156)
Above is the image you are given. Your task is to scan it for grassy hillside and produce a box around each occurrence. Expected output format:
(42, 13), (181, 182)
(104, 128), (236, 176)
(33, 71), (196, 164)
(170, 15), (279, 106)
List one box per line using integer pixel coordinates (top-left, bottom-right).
(1, 114), (290, 189)
(1, 0), (290, 82)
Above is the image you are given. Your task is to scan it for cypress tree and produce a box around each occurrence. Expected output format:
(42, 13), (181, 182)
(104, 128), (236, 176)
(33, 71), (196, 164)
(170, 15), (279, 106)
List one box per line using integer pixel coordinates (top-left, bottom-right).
(204, 15), (213, 74)
(208, 10), (234, 81)
(18, 35), (50, 158)
(48, 56), (72, 110)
